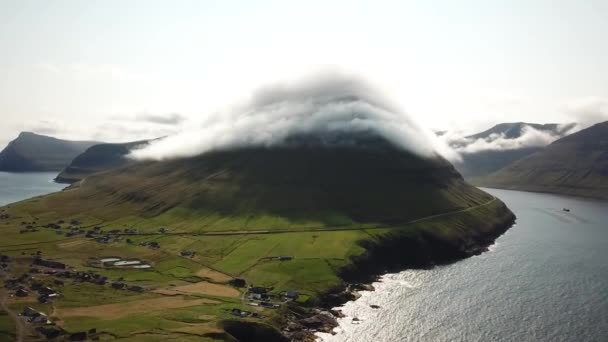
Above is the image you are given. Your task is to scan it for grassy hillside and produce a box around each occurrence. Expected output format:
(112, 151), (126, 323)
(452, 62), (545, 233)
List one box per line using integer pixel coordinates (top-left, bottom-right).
(475, 121), (608, 199)
(0, 138), (515, 340)
(0, 132), (100, 172)
(60, 142), (494, 229)
(56, 140), (150, 183)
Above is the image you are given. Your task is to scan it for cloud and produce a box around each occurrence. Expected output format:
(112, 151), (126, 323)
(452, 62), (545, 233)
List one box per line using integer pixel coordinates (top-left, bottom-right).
(129, 72), (442, 161)
(8, 117), (176, 146)
(442, 124), (576, 156)
(28, 120), (60, 136)
(562, 97), (608, 130)
(134, 112), (186, 125)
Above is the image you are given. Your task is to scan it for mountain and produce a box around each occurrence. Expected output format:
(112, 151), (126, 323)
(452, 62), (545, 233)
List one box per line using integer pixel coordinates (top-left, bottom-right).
(1, 132), (515, 341)
(475, 121), (608, 199)
(55, 139), (150, 184)
(0, 132), (101, 172)
(68, 136), (495, 225)
(465, 122), (573, 141)
(452, 122), (576, 178)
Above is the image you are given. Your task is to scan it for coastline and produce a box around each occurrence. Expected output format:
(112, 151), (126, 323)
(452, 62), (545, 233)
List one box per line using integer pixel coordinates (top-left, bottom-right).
(471, 183), (608, 202)
(280, 200), (516, 341)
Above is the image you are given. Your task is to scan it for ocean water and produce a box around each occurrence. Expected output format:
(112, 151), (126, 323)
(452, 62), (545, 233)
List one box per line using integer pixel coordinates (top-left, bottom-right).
(318, 188), (608, 342)
(0, 172), (64, 206)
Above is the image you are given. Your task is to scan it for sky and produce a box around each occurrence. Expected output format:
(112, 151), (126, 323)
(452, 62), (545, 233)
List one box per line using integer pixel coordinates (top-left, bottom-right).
(1, 0), (607, 149)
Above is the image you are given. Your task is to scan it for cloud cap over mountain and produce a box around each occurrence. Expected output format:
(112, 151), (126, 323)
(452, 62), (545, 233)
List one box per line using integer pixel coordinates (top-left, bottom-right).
(129, 73), (443, 161)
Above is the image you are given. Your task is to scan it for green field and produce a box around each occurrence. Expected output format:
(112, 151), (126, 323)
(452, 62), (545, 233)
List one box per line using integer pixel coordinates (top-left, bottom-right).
(0, 191), (512, 341)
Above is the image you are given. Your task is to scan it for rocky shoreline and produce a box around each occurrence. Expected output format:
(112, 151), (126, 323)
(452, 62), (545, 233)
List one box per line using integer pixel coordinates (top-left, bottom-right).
(282, 201), (516, 341)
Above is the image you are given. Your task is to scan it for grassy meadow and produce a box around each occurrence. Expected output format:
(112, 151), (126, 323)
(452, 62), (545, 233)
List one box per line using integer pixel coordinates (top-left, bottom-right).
(0, 187), (510, 341)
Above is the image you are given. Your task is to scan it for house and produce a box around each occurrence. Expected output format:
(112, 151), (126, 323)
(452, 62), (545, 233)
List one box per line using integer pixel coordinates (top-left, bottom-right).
(180, 250), (195, 257)
(249, 293), (263, 300)
(127, 285), (144, 292)
(95, 277), (108, 286)
(31, 313), (49, 324)
(149, 241), (160, 249)
(158, 227), (167, 233)
(249, 286), (268, 294)
(260, 301), (277, 308)
(38, 286), (55, 295)
(22, 307), (38, 317)
(285, 290), (300, 300)
(33, 258), (67, 269)
(111, 282), (125, 289)
(230, 308), (251, 317)
(36, 326), (63, 339)
(16, 288), (29, 297)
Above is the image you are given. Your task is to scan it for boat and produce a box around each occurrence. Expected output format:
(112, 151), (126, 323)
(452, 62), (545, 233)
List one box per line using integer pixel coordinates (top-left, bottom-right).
(562, 208), (570, 212)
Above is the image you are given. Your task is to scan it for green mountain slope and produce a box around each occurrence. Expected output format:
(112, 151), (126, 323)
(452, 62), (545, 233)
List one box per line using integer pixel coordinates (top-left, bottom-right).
(64, 138), (495, 228)
(0, 132), (100, 172)
(475, 121), (608, 199)
(55, 140), (150, 183)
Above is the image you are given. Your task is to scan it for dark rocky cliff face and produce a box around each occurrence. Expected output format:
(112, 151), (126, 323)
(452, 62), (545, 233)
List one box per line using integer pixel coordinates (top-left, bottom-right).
(0, 143), (36, 171)
(336, 202), (516, 285)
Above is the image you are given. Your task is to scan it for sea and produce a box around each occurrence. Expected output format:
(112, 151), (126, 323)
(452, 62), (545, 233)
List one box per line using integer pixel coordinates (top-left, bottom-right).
(0, 172), (64, 206)
(318, 188), (608, 342)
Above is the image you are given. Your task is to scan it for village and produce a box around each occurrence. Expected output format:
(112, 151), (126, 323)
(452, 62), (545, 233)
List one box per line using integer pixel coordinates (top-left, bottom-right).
(0, 214), (308, 341)
(1, 250), (156, 340)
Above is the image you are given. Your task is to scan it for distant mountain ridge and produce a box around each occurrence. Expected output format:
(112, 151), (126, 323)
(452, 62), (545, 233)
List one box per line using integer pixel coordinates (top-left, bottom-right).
(465, 122), (574, 141)
(55, 139), (150, 184)
(0, 132), (101, 172)
(452, 122), (576, 178)
(475, 121), (608, 199)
